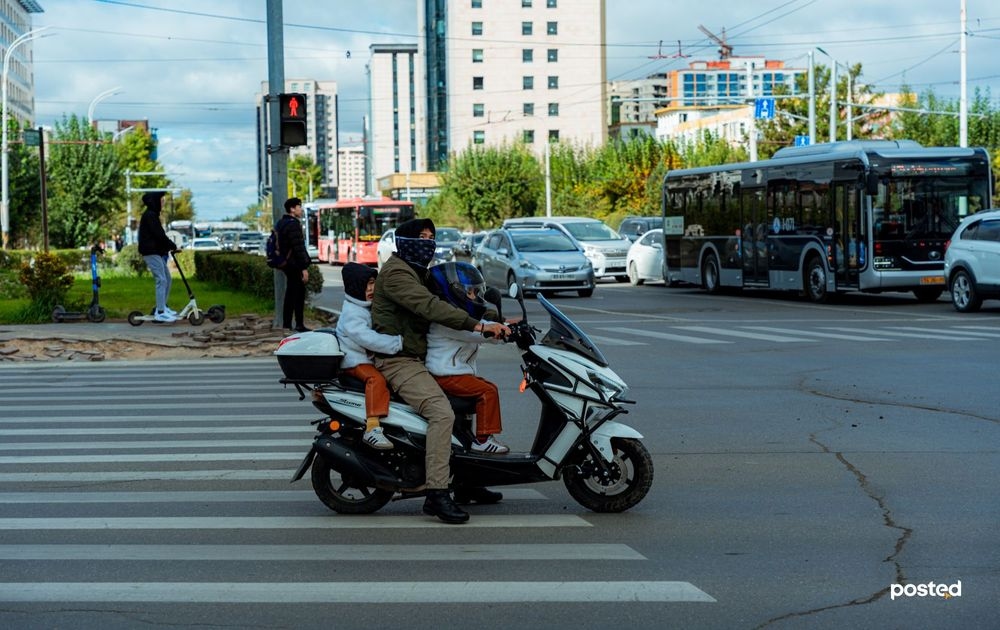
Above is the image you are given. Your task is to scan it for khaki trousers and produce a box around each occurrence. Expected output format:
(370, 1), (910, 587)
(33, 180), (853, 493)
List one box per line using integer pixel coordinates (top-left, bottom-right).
(373, 356), (455, 489)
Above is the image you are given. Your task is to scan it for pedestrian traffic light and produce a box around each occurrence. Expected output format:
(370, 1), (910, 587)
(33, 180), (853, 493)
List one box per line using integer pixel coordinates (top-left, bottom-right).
(278, 93), (308, 147)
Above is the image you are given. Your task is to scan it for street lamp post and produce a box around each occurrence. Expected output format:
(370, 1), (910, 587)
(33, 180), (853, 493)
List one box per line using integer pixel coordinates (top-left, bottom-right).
(87, 86), (123, 126)
(1, 26), (51, 249)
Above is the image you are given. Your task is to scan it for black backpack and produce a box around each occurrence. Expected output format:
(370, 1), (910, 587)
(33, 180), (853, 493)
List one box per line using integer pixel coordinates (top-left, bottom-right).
(265, 218), (289, 269)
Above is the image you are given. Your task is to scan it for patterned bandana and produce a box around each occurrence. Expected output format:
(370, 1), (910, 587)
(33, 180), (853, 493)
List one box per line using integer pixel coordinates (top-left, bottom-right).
(395, 236), (436, 268)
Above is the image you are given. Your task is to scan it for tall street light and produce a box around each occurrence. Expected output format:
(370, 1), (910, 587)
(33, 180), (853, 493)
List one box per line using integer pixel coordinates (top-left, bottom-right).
(1, 26), (51, 249)
(88, 86), (123, 126)
(815, 47), (838, 143)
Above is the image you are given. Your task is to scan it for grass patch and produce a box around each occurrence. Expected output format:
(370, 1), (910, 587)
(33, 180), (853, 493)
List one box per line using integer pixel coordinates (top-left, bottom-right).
(0, 270), (275, 324)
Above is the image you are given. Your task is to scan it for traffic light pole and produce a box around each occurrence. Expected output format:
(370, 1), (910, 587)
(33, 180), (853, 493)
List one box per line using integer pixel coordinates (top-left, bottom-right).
(266, 0), (289, 330)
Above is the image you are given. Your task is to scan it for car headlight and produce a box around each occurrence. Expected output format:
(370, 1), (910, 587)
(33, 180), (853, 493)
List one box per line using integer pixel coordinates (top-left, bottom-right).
(518, 259), (541, 270)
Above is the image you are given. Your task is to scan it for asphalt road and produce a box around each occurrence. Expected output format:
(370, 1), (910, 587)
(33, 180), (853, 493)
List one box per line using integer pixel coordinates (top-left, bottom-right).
(0, 269), (996, 629)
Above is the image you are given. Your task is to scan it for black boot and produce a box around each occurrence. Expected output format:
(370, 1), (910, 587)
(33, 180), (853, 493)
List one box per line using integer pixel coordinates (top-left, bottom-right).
(422, 490), (470, 524)
(453, 487), (503, 505)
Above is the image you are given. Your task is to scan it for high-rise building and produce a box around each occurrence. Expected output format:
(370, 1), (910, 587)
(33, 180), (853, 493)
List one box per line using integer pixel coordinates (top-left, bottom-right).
(1, 0), (44, 123)
(337, 146), (367, 199)
(367, 43), (425, 190)
(416, 0), (606, 171)
(257, 80), (339, 199)
(664, 57), (806, 108)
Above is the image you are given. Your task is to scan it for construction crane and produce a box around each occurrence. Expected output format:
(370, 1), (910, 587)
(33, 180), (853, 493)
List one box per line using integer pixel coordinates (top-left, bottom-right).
(697, 25), (733, 60)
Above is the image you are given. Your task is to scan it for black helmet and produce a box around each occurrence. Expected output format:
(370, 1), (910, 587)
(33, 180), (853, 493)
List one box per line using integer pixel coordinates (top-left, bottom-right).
(428, 262), (487, 318)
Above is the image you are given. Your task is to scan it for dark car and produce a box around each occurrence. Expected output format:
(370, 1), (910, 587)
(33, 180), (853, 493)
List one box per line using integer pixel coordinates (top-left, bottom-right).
(235, 231), (266, 254)
(618, 216), (664, 242)
(431, 227), (463, 265)
(452, 232), (488, 262)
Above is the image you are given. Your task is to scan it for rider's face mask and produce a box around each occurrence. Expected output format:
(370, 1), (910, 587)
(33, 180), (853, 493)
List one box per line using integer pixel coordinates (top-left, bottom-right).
(394, 235), (436, 268)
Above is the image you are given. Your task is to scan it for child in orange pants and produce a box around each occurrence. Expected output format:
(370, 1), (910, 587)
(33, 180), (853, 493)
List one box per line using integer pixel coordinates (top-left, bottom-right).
(336, 263), (402, 450)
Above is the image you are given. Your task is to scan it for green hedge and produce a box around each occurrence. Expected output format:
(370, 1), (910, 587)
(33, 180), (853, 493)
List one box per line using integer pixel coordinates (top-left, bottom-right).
(192, 251), (323, 300)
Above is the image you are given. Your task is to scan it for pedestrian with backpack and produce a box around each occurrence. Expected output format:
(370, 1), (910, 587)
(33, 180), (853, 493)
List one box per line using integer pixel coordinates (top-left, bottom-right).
(276, 197), (311, 332)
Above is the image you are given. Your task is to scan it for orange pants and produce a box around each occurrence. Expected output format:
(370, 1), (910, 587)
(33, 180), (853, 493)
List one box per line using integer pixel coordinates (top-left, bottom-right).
(433, 374), (502, 436)
(340, 364), (391, 418)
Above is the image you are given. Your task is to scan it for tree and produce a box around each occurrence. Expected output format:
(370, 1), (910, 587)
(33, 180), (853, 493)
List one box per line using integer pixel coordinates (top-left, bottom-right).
(439, 144), (543, 228)
(46, 115), (124, 248)
(6, 118), (42, 248)
(287, 154), (322, 201)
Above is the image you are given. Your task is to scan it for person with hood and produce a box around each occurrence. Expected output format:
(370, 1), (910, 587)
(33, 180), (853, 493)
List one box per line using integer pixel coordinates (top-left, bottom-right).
(136, 191), (178, 323)
(278, 197), (312, 332)
(336, 262), (402, 450)
(371, 218), (510, 524)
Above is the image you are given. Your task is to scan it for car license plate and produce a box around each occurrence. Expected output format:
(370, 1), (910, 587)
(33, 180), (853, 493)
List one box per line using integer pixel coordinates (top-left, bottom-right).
(551, 274), (573, 280)
(920, 275), (945, 285)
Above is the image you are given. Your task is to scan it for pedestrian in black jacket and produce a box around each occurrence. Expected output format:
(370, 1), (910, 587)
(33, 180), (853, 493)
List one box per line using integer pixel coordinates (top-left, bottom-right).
(136, 191), (178, 322)
(277, 197), (311, 331)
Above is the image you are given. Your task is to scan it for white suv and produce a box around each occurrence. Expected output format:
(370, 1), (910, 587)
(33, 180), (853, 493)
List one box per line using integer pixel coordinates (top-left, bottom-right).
(944, 210), (1000, 312)
(502, 216), (631, 281)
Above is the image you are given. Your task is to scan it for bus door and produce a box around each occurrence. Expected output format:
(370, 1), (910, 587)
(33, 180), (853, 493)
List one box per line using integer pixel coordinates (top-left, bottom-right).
(833, 182), (861, 286)
(741, 188), (768, 285)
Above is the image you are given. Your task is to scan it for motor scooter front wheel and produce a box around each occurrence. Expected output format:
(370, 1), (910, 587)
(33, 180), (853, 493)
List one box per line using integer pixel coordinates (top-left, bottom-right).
(563, 438), (653, 513)
(311, 456), (393, 514)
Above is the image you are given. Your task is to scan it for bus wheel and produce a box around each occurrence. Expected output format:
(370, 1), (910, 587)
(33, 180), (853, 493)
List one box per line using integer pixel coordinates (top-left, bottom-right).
(804, 256), (829, 303)
(701, 254), (720, 294)
(913, 287), (943, 303)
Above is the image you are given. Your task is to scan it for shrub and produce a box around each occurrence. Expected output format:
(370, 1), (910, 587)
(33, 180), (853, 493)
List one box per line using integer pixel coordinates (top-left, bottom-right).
(115, 243), (147, 275)
(19, 252), (74, 309)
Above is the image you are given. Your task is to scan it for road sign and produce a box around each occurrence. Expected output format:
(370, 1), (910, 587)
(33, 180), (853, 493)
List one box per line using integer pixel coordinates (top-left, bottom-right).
(754, 98), (775, 120)
(23, 129), (41, 146)
(794, 135), (811, 146)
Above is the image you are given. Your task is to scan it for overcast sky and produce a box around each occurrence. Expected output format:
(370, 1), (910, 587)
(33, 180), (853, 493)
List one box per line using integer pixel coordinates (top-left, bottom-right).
(30, 0), (999, 222)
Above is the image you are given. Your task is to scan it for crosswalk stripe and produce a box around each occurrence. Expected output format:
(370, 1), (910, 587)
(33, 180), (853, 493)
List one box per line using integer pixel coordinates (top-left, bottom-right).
(2, 401), (299, 412)
(674, 326), (815, 342)
(0, 426), (310, 436)
(0, 515), (591, 529)
(0, 392), (286, 403)
(0, 488), (548, 504)
(598, 326), (729, 344)
(0, 470), (303, 482)
(822, 327), (984, 341)
(0, 543), (642, 561)
(0, 452), (302, 464)
(584, 333), (646, 346)
(741, 326), (890, 341)
(0, 414), (315, 425)
(0, 581), (715, 603)
(899, 326), (1000, 338)
(0, 439), (306, 451)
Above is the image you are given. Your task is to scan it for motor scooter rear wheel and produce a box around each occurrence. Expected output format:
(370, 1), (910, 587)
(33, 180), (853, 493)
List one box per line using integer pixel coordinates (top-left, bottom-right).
(563, 438), (653, 513)
(311, 457), (393, 514)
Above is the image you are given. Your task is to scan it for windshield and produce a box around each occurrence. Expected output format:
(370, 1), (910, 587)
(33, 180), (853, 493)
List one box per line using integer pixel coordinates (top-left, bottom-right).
(512, 231), (577, 252)
(875, 177), (987, 240)
(562, 221), (622, 242)
(537, 295), (608, 367)
(436, 228), (462, 242)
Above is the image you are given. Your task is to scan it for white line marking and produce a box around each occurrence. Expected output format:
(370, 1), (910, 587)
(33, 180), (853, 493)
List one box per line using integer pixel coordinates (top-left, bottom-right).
(899, 326), (1000, 338)
(0, 452), (302, 464)
(0, 470), (290, 482)
(0, 414), (315, 425)
(598, 326), (729, 344)
(0, 543), (641, 561)
(0, 488), (548, 503)
(822, 327), (984, 341)
(1, 401), (298, 412)
(0, 427), (310, 436)
(584, 333), (646, 346)
(674, 326), (816, 342)
(0, 515), (591, 530)
(0, 581), (716, 603)
(741, 326), (890, 341)
(0, 439), (305, 451)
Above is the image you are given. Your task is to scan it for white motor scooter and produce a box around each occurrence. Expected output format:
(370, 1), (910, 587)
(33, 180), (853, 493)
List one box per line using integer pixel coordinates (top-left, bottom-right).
(276, 285), (653, 514)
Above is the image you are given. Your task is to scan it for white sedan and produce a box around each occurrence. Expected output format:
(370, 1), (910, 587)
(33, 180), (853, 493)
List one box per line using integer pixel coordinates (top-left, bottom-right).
(188, 237), (223, 251)
(625, 228), (663, 286)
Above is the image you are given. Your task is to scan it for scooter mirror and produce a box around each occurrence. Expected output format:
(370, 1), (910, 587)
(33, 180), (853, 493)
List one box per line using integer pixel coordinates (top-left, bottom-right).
(484, 287), (503, 321)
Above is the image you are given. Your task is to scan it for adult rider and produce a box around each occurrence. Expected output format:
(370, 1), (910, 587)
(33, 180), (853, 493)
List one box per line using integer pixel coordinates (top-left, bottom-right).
(371, 218), (510, 524)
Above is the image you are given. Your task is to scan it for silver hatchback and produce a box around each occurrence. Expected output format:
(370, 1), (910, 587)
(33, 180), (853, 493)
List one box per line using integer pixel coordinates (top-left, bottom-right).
(944, 209), (1000, 312)
(473, 228), (595, 297)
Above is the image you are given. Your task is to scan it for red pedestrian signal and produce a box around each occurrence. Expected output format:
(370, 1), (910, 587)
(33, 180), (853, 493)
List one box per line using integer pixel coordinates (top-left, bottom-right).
(278, 93), (308, 146)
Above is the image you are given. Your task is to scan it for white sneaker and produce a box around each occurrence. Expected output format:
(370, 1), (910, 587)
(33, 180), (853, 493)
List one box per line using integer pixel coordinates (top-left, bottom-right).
(153, 311), (176, 323)
(363, 427), (393, 450)
(471, 435), (509, 454)
(164, 306), (177, 316)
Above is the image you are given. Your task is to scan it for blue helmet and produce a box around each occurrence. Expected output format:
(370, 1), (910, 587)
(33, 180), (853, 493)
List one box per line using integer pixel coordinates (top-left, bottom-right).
(428, 262), (487, 319)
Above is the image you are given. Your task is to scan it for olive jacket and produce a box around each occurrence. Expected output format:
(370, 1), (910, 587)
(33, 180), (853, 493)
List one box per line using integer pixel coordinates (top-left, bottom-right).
(371, 254), (482, 359)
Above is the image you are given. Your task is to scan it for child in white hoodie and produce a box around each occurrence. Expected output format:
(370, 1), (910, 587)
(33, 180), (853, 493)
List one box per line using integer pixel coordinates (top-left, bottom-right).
(336, 263), (402, 450)
(425, 262), (509, 454)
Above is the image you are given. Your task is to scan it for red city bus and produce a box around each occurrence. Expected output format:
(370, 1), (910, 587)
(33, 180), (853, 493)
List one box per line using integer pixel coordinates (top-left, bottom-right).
(310, 197), (416, 265)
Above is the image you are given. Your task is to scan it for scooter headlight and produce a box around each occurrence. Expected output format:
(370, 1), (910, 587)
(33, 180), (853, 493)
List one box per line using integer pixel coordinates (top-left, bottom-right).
(586, 369), (627, 400)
